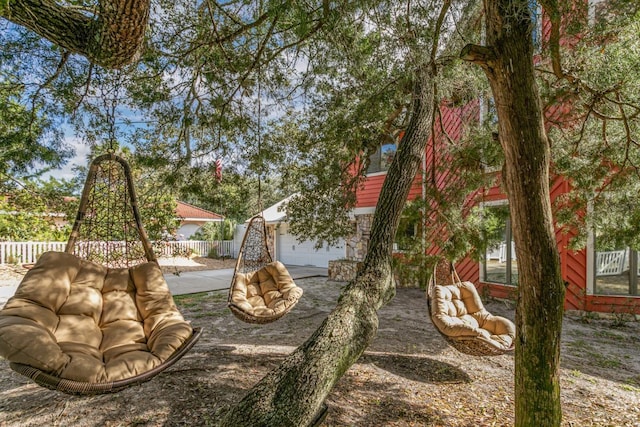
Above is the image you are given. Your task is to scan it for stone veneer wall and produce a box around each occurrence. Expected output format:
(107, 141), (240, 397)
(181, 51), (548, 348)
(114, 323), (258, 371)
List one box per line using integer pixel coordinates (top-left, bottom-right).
(329, 214), (374, 281)
(346, 214), (374, 261)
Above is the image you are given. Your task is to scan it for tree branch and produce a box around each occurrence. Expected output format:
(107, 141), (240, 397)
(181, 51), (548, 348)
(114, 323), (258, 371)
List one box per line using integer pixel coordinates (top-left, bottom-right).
(460, 44), (496, 67)
(3, 0), (150, 68)
(537, 0), (568, 81)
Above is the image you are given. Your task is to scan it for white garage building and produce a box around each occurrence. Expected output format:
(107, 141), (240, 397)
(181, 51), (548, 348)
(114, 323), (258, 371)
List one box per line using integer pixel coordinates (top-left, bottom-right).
(235, 197), (345, 268)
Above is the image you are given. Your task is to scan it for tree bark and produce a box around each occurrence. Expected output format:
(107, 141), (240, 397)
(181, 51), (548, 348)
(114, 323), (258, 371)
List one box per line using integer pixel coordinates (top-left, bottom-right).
(220, 64), (436, 427)
(462, 1), (565, 426)
(2, 0), (150, 68)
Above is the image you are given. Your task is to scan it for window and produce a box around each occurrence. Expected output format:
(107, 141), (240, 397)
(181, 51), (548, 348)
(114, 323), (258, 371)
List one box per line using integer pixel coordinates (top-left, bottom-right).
(594, 235), (640, 296)
(367, 142), (397, 174)
(482, 204), (519, 286)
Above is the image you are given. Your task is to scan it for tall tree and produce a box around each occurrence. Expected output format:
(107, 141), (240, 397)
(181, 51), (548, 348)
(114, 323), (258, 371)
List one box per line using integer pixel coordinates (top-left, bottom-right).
(219, 2), (462, 424)
(3, 2), (489, 425)
(461, 0), (565, 425)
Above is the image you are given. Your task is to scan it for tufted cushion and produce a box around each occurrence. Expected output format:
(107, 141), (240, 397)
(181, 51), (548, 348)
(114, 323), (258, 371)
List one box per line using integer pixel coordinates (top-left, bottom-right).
(431, 281), (515, 350)
(0, 251), (193, 383)
(230, 261), (303, 318)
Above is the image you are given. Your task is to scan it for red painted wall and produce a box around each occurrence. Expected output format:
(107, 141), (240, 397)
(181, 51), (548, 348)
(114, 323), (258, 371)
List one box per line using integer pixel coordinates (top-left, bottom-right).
(355, 101), (640, 315)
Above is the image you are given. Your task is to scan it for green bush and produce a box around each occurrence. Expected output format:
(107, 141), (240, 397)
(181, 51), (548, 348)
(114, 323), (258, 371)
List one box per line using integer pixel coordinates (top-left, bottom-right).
(191, 219), (235, 241)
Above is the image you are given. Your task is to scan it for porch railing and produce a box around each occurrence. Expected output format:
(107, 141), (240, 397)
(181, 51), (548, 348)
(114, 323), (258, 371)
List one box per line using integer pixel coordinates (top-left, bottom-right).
(0, 240), (234, 265)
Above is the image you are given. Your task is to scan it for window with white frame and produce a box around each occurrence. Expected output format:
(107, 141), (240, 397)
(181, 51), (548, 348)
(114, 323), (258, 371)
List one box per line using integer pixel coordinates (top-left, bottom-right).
(482, 204), (519, 286)
(367, 141), (397, 174)
(593, 231), (640, 296)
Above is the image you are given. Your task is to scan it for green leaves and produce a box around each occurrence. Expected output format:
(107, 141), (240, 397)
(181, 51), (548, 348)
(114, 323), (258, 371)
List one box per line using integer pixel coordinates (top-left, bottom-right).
(0, 178), (76, 241)
(0, 77), (70, 177)
(547, 8), (640, 249)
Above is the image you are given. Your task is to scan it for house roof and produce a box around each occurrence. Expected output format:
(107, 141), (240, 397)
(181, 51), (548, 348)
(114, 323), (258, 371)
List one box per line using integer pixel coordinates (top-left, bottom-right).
(176, 201), (223, 221)
(251, 195), (294, 224)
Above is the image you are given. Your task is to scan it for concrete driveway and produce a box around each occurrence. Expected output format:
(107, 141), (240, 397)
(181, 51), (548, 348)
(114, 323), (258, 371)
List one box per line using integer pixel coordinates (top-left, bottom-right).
(0, 265), (328, 308)
(165, 265), (328, 296)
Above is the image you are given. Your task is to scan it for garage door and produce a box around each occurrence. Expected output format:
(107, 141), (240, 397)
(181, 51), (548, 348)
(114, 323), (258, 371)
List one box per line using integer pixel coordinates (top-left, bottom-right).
(276, 223), (345, 268)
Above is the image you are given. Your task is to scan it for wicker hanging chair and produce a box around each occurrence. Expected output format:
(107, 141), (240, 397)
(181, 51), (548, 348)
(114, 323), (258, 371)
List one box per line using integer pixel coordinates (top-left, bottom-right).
(0, 153), (202, 394)
(228, 214), (303, 324)
(426, 259), (515, 356)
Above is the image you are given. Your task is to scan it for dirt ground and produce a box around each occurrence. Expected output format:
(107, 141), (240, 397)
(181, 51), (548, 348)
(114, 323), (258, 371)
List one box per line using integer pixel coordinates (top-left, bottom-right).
(0, 262), (639, 426)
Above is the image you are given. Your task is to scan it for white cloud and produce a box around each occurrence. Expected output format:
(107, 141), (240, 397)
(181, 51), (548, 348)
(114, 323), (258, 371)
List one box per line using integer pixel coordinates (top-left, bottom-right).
(44, 134), (91, 180)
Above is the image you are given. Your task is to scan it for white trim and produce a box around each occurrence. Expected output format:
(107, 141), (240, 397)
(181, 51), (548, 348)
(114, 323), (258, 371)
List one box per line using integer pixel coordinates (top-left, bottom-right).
(586, 200), (595, 295)
(585, 231), (594, 295)
(365, 171), (388, 178)
(479, 200), (513, 286)
(588, 0), (606, 26)
(253, 195), (294, 224)
(479, 199), (508, 208)
(353, 207), (376, 216)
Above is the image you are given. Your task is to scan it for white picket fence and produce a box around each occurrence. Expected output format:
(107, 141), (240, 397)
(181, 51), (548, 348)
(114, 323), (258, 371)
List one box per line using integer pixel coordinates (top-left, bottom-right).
(153, 240), (234, 259)
(0, 241), (67, 265)
(595, 249), (632, 276)
(0, 240), (234, 265)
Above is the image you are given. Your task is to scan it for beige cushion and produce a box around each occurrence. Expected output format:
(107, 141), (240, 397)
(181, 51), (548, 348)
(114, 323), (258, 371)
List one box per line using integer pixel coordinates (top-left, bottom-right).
(0, 251), (193, 383)
(431, 281), (515, 350)
(230, 261), (303, 318)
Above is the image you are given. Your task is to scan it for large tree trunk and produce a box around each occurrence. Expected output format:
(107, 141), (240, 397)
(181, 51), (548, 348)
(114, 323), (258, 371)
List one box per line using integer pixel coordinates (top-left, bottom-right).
(220, 64), (436, 427)
(462, 0), (565, 426)
(2, 0), (149, 68)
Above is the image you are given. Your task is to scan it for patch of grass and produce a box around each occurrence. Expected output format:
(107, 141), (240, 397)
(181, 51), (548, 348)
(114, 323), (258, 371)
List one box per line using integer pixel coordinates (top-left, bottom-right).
(578, 311), (600, 324)
(567, 340), (624, 369)
(619, 383), (640, 392)
(594, 356), (622, 369)
(174, 292), (209, 305)
(205, 290), (228, 302)
(175, 291), (227, 308)
(193, 310), (227, 318)
(567, 339), (589, 350)
(593, 330), (626, 341)
(626, 375), (640, 386)
(610, 314), (633, 328)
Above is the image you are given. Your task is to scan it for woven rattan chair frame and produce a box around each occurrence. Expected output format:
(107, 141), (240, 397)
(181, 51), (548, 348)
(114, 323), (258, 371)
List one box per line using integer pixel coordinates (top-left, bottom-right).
(228, 214), (300, 324)
(65, 153), (156, 267)
(426, 261), (515, 357)
(233, 214), (273, 274)
(6, 153), (202, 394)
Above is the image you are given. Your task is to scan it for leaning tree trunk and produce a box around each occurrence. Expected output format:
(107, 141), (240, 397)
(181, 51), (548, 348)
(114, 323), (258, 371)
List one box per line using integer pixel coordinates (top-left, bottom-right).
(462, 0), (565, 426)
(220, 64), (436, 427)
(2, 0), (150, 68)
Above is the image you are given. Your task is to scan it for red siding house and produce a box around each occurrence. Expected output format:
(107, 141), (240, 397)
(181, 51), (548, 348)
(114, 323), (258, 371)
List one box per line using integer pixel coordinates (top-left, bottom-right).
(351, 93), (639, 315)
(347, 0), (639, 315)
(354, 83), (640, 316)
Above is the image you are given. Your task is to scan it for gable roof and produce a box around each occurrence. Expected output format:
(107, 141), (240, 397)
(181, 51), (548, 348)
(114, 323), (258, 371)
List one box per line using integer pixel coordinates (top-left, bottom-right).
(176, 201), (223, 221)
(251, 195), (294, 224)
